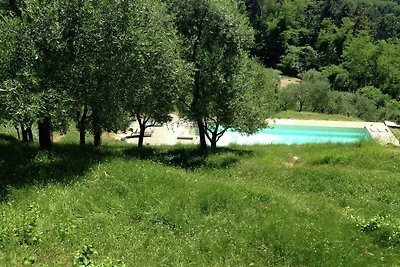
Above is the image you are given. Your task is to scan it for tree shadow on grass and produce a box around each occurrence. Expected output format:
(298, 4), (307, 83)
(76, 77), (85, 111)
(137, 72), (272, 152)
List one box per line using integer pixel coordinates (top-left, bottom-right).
(0, 139), (117, 202)
(0, 134), (252, 202)
(0, 133), (18, 142)
(123, 146), (253, 170)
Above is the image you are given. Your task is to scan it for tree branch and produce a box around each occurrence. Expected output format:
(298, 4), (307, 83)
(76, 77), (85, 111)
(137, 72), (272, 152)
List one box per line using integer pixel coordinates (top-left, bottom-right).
(179, 98), (191, 109)
(209, 116), (218, 124)
(204, 120), (212, 141)
(204, 121), (214, 135)
(216, 128), (228, 142)
(136, 114), (143, 128)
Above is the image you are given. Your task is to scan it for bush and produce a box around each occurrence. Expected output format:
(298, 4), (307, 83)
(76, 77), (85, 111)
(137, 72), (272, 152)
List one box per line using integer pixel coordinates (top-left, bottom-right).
(321, 65), (356, 92)
(279, 46), (318, 76)
(279, 70), (331, 113)
(357, 86), (391, 108)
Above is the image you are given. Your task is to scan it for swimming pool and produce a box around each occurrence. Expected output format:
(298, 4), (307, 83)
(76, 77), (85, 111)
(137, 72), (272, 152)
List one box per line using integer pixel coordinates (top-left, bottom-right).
(216, 124), (371, 146)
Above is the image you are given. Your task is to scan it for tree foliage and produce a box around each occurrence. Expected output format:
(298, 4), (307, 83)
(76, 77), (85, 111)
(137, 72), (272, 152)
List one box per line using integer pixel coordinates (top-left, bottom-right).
(119, 0), (190, 147)
(279, 70), (330, 113)
(166, 0), (266, 149)
(231, 57), (279, 133)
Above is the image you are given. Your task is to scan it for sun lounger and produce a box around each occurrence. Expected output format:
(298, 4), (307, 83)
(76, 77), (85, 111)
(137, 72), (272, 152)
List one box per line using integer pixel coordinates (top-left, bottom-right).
(177, 136), (195, 140)
(384, 121), (400, 128)
(369, 127), (379, 133)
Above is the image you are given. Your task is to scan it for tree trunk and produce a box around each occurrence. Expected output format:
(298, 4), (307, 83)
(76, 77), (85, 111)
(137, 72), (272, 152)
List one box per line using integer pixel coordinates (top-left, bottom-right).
(80, 127), (86, 146)
(27, 127), (33, 142)
(197, 119), (207, 151)
(138, 125), (146, 148)
(210, 136), (217, 150)
(209, 126), (219, 150)
(15, 126), (20, 140)
(92, 110), (102, 147)
(94, 129), (102, 147)
(77, 106), (88, 145)
(190, 23), (207, 152)
(38, 117), (52, 151)
(21, 125), (28, 143)
(298, 101), (303, 112)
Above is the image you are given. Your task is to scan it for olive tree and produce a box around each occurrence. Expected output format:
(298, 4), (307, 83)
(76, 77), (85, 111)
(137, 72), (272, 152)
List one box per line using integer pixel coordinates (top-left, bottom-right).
(166, 0), (265, 150)
(1, 0), (72, 150)
(0, 15), (19, 123)
(58, 0), (131, 146)
(118, 0), (190, 147)
(280, 70), (330, 113)
(205, 57), (279, 149)
(300, 70), (331, 113)
(0, 7), (44, 142)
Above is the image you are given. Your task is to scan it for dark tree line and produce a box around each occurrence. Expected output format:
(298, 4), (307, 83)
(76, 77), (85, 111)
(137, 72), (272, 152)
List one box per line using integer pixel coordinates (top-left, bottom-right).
(245, 0), (400, 97)
(243, 0), (400, 123)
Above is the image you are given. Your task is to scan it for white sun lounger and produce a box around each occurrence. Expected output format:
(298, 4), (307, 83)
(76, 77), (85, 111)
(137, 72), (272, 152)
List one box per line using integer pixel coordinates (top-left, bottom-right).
(384, 121), (400, 128)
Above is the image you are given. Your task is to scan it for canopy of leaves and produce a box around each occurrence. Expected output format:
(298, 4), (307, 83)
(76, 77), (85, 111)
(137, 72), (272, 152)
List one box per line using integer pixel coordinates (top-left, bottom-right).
(231, 57), (279, 133)
(119, 0), (190, 126)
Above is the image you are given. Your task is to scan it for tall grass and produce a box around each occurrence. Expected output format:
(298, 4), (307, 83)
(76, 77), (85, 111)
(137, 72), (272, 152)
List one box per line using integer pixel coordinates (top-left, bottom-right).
(0, 128), (399, 266)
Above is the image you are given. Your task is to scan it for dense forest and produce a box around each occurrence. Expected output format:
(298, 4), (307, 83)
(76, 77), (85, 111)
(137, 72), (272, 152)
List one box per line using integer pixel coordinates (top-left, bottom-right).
(0, 0), (399, 150)
(246, 0), (400, 121)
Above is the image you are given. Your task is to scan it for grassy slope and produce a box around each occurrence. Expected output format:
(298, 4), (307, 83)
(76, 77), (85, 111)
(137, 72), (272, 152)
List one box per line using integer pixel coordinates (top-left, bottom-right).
(1, 129), (400, 266)
(391, 128), (400, 140)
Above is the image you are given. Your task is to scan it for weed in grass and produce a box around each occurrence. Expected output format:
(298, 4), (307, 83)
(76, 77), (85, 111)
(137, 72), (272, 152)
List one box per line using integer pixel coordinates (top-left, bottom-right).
(73, 245), (126, 267)
(22, 256), (36, 265)
(0, 204), (42, 248)
(13, 205), (42, 246)
(73, 245), (96, 266)
(57, 219), (77, 242)
(0, 211), (9, 248)
(350, 211), (400, 248)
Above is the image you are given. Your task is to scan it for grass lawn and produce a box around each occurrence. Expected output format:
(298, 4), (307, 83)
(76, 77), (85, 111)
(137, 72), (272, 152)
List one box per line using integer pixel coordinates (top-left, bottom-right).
(391, 128), (400, 140)
(1, 127), (400, 266)
(275, 111), (363, 121)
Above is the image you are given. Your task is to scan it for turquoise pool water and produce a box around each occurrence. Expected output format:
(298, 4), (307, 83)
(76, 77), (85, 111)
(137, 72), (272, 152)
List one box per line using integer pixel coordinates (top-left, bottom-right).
(217, 125), (371, 146)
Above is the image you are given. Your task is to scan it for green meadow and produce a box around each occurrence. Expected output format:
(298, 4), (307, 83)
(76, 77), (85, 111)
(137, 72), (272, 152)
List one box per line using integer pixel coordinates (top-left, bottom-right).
(1, 128), (400, 266)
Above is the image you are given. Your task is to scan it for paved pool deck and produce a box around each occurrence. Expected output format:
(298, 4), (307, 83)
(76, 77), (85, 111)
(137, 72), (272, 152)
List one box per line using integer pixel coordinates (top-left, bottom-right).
(117, 116), (400, 147)
(117, 114), (198, 146)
